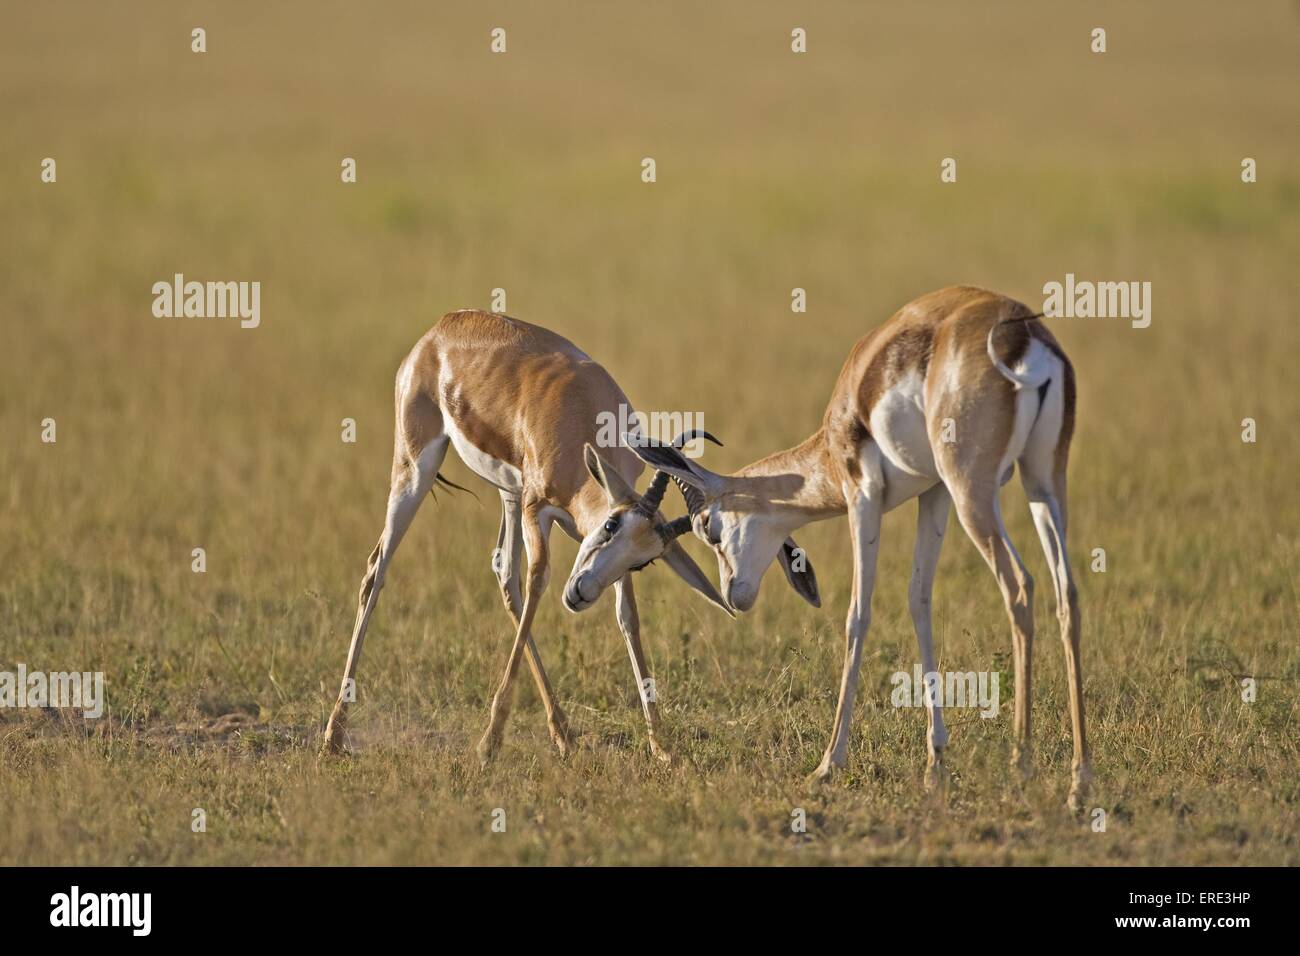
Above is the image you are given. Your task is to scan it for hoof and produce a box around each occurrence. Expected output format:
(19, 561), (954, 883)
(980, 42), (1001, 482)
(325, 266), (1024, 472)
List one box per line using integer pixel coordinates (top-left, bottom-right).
(1011, 748), (1034, 784)
(320, 717), (346, 756)
(649, 739), (675, 766)
(1067, 767), (1092, 813)
(924, 760), (949, 793)
(806, 761), (835, 787)
(550, 725), (575, 759)
(476, 733), (500, 769)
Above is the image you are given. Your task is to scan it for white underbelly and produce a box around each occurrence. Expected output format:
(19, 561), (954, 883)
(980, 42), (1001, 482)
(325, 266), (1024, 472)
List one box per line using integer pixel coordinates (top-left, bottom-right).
(442, 416), (523, 494)
(869, 370), (940, 506)
(879, 460), (939, 512)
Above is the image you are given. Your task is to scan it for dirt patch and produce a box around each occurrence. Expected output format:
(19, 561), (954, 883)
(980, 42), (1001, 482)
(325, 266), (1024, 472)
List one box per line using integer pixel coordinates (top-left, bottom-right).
(0, 708), (312, 755)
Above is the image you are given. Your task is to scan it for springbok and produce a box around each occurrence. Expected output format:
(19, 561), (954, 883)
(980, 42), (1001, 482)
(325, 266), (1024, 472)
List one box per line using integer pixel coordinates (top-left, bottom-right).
(566, 286), (1091, 808)
(321, 309), (728, 765)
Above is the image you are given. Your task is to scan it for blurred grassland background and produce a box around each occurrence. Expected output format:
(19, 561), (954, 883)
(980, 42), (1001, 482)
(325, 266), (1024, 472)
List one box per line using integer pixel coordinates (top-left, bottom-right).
(1, 1), (1297, 864)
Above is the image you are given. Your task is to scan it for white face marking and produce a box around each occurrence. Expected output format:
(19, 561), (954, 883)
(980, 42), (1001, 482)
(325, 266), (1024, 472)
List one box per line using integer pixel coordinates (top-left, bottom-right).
(703, 505), (788, 612)
(563, 507), (664, 612)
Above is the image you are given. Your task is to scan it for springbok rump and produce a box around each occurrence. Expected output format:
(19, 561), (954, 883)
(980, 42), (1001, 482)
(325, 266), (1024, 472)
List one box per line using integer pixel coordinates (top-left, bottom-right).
(569, 286), (1091, 809)
(321, 309), (728, 765)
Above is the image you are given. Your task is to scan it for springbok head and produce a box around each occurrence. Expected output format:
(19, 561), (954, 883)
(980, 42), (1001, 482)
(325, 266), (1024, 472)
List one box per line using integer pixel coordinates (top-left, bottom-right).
(566, 432), (819, 614)
(563, 430), (732, 615)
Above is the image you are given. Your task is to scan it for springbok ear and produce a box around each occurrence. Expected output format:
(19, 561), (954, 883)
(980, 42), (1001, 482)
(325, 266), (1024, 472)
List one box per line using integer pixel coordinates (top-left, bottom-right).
(777, 538), (820, 608)
(622, 433), (721, 495)
(584, 443), (639, 506)
(661, 539), (734, 618)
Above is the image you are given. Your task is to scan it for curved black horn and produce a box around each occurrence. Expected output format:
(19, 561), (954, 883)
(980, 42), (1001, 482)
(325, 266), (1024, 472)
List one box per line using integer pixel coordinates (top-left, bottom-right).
(654, 515), (694, 543)
(635, 429), (722, 517)
(639, 469), (672, 516)
(668, 428), (723, 451)
(672, 475), (706, 517)
(666, 429), (721, 517)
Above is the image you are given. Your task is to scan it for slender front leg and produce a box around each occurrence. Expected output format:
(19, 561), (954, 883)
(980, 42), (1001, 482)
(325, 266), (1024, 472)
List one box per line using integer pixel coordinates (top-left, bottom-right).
(495, 493), (573, 756)
(810, 491), (882, 783)
(910, 483), (951, 789)
(477, 502), (553, 766)
(614, 575), (673, 764)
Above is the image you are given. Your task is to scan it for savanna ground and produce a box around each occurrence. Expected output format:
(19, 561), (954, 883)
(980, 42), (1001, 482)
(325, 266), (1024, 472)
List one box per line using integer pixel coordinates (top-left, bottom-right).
(1, 1), (1297, 866)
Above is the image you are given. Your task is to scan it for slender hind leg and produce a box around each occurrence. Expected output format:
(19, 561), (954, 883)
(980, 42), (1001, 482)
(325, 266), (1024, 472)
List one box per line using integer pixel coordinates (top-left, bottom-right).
(322, 436), (447, 753)
(614, 574), (673, 764)
(949, 483), (1036, 780)
(1021, 465), (1089, 809)
(910, 483), (951, 789)
(495, 492), (573, 757)
(933, 365), (1040, 785)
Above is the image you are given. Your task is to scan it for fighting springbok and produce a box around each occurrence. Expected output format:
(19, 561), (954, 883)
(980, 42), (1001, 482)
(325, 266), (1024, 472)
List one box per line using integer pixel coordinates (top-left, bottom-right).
(566, 286), (1090, 808)
(321, 309), (728, 765)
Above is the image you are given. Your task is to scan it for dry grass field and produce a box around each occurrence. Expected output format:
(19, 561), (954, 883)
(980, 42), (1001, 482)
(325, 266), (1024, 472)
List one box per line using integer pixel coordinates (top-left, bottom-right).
(1, 1), (1297, 865)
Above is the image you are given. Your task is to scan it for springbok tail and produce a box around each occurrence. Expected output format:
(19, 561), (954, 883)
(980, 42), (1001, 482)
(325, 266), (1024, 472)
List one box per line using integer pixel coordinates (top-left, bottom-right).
(987, 312), (1052, 389)
(432, 471), (479, 501)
